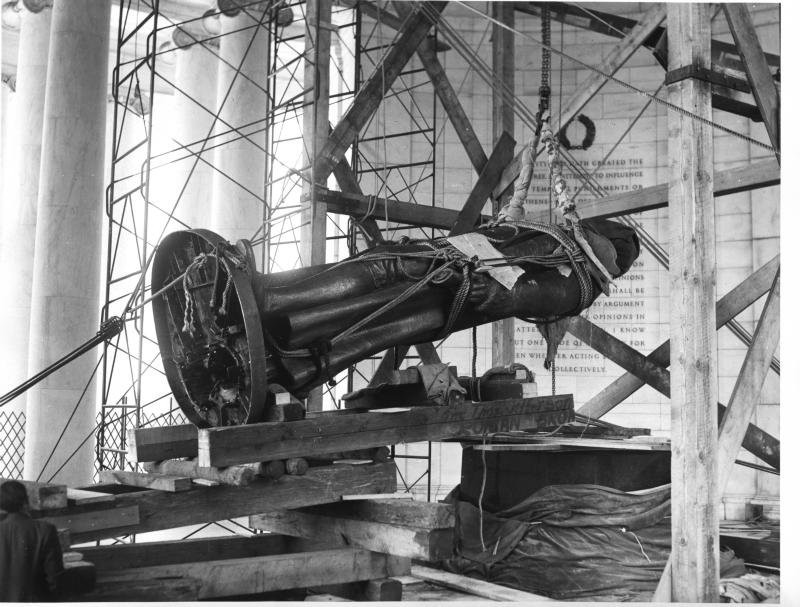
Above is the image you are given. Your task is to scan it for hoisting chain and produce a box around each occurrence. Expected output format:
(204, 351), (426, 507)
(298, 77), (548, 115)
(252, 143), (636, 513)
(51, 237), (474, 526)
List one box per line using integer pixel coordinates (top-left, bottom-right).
(537, 6), (551, 125)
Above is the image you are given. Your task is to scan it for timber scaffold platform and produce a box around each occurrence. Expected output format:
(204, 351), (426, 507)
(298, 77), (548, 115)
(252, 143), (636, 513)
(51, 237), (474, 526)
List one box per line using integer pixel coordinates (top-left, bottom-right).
(14, 395), (570, 601)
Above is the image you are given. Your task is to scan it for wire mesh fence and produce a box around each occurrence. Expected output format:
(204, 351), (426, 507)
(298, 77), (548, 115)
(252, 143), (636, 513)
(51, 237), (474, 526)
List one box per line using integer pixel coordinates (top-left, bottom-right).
(0, 411), (25, 479)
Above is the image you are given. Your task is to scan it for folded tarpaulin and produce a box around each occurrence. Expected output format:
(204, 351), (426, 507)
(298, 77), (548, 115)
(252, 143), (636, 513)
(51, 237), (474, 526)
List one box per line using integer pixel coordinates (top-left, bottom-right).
(443, 483), (673, 602)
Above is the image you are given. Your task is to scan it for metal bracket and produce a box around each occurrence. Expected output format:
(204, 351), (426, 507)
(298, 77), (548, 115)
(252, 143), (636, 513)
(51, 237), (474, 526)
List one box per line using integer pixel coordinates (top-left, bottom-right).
(665, 63), (752, 94)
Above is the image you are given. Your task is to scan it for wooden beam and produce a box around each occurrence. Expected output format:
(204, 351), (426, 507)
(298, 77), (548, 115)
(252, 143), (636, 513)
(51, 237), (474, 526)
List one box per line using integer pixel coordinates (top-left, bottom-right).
(579, 255), (780, 420)
(667, 5), (718, 598)
(66, 488), (115, 507)
(302, 498), (454, 529)
(514, 2), (781, 74)
(491, 2), (516, 368)
(530, 159), (779, 222)
(128, 424), (197, 462)
(1, 478), (67, 510)
(567, 316), (670, 394)
(568, 309), (779, 470)
(250, 510), (454, 560)
(718, 272), (780, 488)
(449, 131), (516, 236)
(315, 1), (447, 181)
(97, 548), (409, 600)
(302, 0), (333, 414)
(331, 155), (383, 245)
(99, 469), (193, 492)
(198, 396), (574, 467)
(83, 577), (201, 602)
(392, 0), (487, 174)
(318, 188), (491, 231)
(494, 3), (667, 198)
(411, 564), (554, 602)
(65, 462), (396, 543)
(80, 534), (291, 572)
(723, 4), (780, 155)
(38, 505), (140, 536)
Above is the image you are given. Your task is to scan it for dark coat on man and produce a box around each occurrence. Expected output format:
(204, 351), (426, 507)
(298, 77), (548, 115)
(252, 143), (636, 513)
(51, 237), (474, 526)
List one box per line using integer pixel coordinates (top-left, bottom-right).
(0, 511), (64, 602)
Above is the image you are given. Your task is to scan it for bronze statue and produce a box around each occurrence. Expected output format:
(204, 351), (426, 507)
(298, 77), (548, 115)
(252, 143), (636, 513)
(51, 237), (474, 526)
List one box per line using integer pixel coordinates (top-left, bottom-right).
(151, 217), (640, 427)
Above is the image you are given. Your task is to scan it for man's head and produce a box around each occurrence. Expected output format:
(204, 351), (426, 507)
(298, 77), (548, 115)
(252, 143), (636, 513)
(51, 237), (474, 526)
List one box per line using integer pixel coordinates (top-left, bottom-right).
(0, 480), (29, 513)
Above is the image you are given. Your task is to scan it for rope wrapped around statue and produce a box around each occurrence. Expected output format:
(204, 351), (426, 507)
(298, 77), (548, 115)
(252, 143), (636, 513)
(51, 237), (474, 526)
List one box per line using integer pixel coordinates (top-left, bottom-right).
(151, 214), (640, 427)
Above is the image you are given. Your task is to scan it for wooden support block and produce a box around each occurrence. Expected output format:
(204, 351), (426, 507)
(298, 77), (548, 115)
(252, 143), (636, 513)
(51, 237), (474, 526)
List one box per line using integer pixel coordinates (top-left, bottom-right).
(304, 498), (454, 529)
(250, 510), (454, 561)
(285, 458), (309, 476)
(59, 560), (96, 596)
(99, 469), (193, 492)
(67, 488), (115, 506)
(128, 424), (198, 463)
(39, 505), (140, 535)
(199, 396), (574, 468)
(305, 593), (352, 601)
(68, 462), (396, 543)
(411, 565), (553, 602)
(63, 551), (84, 563)
(363, 578), (403, 601)
(1, 478), (67, 511)
(80, 533), (291, 572)
(259, 460), (286, 480)
(143, 459), (256, 486)
(97, 548), (409, 600)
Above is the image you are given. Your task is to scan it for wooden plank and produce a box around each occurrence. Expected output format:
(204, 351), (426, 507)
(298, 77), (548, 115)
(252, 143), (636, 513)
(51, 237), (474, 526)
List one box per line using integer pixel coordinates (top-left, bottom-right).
(666, 5), (718, 600)
(303, 498), (454, 529)
(474, 437), (670, 452)
(494, 3), (667, 198)
(127, 423), (197, 462)
(68, 462), (396, 543)
(40, 505), (140, 535)
(198, 396), (574, 467)
(80, 534), (291, 572)
(250, 510), (454, 560)
(718, 273), (780, 488)
(579, 255), (779, 419)
(411, 564), (554, 602)
(0, 478), (67, 511)
(83, 577), (201, 602)
(529, 159), (779, 222)
(449, 132), (515, 236)
(98, 548), (409, 600)
(723, 4), (780, 155)
(67, 488), (115, 506)
(99, 469), (193, 492)
(315, 2), (447, 181)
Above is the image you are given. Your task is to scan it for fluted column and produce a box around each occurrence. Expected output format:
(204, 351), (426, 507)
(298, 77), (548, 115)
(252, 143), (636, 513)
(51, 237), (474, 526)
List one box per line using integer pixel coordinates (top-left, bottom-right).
(0, 6), (51, 416)
(24, 0), (111, 485)
(211, 7), (268, 260)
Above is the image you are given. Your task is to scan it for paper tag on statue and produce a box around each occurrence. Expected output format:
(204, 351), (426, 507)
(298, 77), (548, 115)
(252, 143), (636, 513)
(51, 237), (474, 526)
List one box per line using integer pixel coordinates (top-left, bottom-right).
(447, 233), (525, 290)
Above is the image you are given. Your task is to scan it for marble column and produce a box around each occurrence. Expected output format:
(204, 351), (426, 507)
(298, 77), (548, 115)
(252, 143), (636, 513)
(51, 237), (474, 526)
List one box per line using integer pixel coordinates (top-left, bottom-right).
(24, 0), (111, 485)
(0, 7), (51, 416)
(170, 25), (219, 228)
(211, 8), (268, 261)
